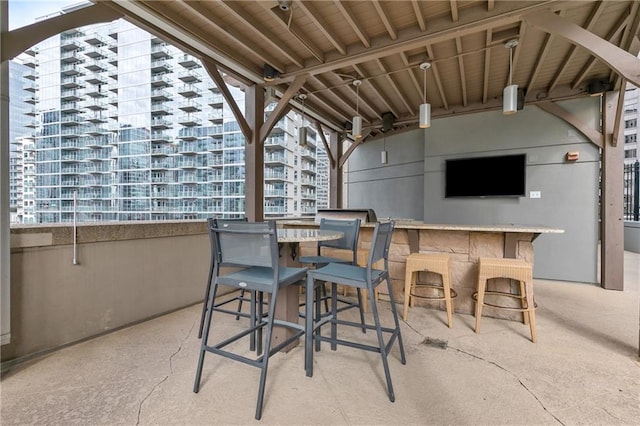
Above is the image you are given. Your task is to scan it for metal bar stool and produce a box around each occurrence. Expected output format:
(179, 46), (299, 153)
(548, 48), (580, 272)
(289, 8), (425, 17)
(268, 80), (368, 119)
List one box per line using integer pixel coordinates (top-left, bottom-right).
(473, 257), (536, 342)
(402, 253), (457, 327)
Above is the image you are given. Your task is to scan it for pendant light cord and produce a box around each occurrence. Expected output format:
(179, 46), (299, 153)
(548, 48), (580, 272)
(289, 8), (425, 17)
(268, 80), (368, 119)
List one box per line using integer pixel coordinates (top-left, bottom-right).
(508, 47), (513, 86)
(423, 67), (427, 103)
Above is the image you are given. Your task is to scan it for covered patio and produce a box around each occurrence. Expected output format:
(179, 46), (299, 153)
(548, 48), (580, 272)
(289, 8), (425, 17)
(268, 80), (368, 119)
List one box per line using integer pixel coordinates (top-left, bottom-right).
(1, 250), (638, 424)
(1, 1), (640, 422)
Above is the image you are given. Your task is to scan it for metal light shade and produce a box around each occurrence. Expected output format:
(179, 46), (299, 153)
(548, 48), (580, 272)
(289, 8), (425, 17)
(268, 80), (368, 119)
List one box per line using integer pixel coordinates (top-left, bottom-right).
(298, 126), (307, 146)
(419, 103), (431, 128)
(381, 150), (388, 164)
(352, 115), (362, 139)
(503, 84), (518, 115)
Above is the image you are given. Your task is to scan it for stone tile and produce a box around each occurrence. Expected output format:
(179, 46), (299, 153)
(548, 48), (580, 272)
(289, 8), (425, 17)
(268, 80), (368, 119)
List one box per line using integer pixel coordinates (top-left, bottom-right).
(419, 230), (470, 254)
(469, 232), (504, 261)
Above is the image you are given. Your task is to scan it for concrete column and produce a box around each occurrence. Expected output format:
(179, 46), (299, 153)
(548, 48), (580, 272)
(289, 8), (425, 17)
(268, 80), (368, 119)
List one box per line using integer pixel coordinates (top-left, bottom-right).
(601, 91), (625, 290)
(244, 84), (264, 221)
(1, 0), (11, 345)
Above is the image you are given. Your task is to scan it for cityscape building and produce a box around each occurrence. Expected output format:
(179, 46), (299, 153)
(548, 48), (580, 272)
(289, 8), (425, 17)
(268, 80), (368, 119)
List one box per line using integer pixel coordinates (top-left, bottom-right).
(15, 18), (318, 223)
(623, 85), (639, 164)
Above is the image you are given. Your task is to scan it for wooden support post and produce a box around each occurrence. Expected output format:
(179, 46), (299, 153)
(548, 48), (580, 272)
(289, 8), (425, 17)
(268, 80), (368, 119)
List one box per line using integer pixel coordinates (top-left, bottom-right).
(245, 85), (264, 222)
(329, 131), (343, 208)
(601, 91), (624, 291)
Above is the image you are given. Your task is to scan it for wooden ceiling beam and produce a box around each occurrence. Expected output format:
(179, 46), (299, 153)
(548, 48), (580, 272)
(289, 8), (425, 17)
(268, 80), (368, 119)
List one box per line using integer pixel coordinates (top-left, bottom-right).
(373, 0), (397, 40)
(334, 0), (370, 48)
(352, 64), (401, 119)
(376, 58), (414, 115)
(426, 45), (449, 110)
(524, 9), (640, 88)
(218, 0), (305, 68)
(259, 74), (307, 144)
(282, 0), (563, 79)
(547, 1), (606, 93)
(455, 37), (468, 106)
(482, 29), (493, 104)
(401, 52), (422, 100)
(450, 0), (460, 22)
(257, 1), (324, 63)
(180, 1), (283, 71)
(411, 0), (426, 32)
(296, 1), (346, 55)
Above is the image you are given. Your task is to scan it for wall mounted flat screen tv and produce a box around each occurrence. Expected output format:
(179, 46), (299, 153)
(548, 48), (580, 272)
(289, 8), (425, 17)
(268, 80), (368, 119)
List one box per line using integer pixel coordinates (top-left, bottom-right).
(445, 154), (526, 197)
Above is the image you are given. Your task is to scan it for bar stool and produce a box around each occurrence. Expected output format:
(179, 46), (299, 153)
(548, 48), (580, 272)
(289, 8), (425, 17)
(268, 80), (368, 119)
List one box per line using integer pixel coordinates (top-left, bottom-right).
(403, 253), (457, 327)
(474, 257), (536, 342)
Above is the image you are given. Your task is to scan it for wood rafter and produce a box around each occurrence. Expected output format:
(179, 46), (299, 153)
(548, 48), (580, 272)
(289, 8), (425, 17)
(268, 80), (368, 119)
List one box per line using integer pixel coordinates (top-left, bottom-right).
(401, 52), (422, 99)
(334, 0), (370, 48)
(536, 101), (602, 148)
(313, 74), (361, 119)
(455, 37), (468, 106)
(282, 0), (558, 79)
(426, 45), (449, 110)
(376, 58), (414, 115)
(547, 1), (606, 93)
(482, 29), (492, 104)
(525, 32), (555, 100)
(570, 12), (630, 89)
(610, 1), (640, 89)
(504, 21), (526, 88)
(180, 1), (282, 70)
(450, 0), (459, 22)
(411, 0), (426, 32)
(373, 0), (397, 40)
(524, 10), (640, 88)
(488, 0), (495, 12)
(218, 0), (304, 68)
(258, 1), (324, 63)
(296, 1), (346, 55)
(352, 64), (400, 119)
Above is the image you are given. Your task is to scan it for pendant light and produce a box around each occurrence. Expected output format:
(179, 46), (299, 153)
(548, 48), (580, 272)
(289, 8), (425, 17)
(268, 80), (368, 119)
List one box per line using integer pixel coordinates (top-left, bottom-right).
(503, 39), (519, 115)
(419, 62), (431, 128)
(381, 134), (388, 164)
(298, 93), (307, 147)
(352, 79), (362, 139)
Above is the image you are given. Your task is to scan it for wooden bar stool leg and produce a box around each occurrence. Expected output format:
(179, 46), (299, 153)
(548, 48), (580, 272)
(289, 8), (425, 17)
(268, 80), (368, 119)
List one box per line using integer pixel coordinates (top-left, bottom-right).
(519, 280), (530, 325)
(524, 279), (537, 343)
(475, 276), (487, 333)
(443, 272), (453, 328)
(403, 267), (413, 321)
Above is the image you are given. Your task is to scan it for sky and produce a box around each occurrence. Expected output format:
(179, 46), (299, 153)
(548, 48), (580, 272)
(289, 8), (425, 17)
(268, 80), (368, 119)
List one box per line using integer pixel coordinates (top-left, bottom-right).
(8, 0), (82, 30)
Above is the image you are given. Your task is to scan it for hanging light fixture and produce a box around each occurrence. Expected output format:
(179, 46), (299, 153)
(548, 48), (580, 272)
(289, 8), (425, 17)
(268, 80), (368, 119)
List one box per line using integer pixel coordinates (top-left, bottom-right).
(419, 62), (431, 128)
(298, 93), (307, 147)
(352, 79), (362, 139)
(381, 134), (388, 164)
(503, 39), (519, 115)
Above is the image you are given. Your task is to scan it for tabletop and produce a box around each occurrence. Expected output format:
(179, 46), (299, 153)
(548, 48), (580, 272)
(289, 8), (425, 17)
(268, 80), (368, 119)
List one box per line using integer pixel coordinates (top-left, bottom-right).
(277, 228), (343, 243)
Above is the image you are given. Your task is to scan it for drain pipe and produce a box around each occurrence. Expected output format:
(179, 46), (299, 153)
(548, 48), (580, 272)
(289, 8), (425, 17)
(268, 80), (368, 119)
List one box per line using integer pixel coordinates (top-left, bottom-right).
(73, 190), (78, 265)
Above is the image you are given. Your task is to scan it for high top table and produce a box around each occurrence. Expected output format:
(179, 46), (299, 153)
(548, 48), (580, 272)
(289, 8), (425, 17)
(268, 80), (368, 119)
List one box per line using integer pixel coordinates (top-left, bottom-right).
(272, 228), (343, 351)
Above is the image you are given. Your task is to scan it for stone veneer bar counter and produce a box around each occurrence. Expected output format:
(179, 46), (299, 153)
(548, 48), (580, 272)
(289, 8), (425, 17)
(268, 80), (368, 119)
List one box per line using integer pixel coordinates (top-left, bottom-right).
(280, 220), (564, 320)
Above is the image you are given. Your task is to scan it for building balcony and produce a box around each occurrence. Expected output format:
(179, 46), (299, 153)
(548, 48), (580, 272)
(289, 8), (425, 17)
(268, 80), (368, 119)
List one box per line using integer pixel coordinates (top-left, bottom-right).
(151, 159), (174, 170)
(177, 53), (199, 68)
(151, 88), (171, 101)
(150, 102), (173, 116)
(150, 132), (173, 144)
(22, 81), (38, 92)
(208, 95), (224, 107)
(61, 89), (82, 101)
(177, 69), (202, 83)
(151, 59), (172, 73)
(177, 84), (202, 98)
(23, 95), (38, 105)
(151, 44), (172, 58)
(84, 32), (108, 46)
(150, 73), (173, 87)
(80, 99), (108, 110)
(177, 100), (202, 113)
(151, 145), (176, 156)
(151, 118), (172, 129)
(84, 59), (109, 72)
(60, 49), (84, 63)
(61, 63), (84, 75)
(22, 69), (37, 80)
(177, 115), (202, 127)
(84, 72), (108, 85)
(84, 46), (108, 59)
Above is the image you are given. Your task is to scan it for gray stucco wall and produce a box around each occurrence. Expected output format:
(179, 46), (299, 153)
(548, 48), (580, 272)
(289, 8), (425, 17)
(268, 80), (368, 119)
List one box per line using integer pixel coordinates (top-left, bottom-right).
(624, 222), (640, 253)
(346, 98), (601, 283)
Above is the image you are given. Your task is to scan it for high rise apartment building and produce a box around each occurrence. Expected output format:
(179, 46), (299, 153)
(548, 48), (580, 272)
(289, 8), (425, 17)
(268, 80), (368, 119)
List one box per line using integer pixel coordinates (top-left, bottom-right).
(17, 18), (317, 223)
(624, 86), (639, 165)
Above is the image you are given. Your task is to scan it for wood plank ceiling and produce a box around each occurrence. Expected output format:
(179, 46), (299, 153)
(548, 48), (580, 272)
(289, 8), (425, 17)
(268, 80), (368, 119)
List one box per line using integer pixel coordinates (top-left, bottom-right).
(101, 0), (640, 137)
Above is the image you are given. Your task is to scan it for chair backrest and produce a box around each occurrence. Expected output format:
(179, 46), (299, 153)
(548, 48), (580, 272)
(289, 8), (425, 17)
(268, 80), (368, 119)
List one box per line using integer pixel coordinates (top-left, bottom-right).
(212, 220), (278, 270)
(367, 221), (395, 271)
(318, 218), (361, 263)
(207, 217), (247, 264)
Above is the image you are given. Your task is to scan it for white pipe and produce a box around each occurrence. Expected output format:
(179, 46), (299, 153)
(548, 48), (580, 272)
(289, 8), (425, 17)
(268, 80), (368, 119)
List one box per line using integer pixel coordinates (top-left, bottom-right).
(73, 190), (78, 265)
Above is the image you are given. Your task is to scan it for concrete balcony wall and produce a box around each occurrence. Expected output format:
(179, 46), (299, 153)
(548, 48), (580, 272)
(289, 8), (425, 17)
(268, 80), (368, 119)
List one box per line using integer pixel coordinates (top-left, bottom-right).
(4, 222), (210, 363)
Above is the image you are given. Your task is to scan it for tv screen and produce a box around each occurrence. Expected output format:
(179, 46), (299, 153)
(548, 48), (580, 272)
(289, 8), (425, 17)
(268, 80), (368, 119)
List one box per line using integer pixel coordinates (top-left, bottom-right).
(445, 154), (526, 197)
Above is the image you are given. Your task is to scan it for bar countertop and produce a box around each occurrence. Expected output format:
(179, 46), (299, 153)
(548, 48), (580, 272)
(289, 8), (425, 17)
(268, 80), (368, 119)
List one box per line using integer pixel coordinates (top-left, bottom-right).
(278, 219), (565, 235)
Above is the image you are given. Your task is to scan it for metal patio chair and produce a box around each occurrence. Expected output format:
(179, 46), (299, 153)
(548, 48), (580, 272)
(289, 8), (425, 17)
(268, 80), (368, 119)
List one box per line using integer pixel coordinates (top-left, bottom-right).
(304, 221), (406, 402)
(193, 220), (308, 420)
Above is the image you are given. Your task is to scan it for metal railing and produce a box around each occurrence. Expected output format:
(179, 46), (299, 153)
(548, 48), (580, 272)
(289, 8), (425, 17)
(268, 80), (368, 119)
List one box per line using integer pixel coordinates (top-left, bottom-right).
(624, 160), (639, 221)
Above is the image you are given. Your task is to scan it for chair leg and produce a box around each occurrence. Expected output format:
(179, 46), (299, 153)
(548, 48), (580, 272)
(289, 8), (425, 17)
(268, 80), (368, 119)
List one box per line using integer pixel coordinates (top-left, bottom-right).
(355, 288), (366, 333)
(368, 283), (396, 402)
(197, 264), (215, 339)
(254, 290), (278, 421)
(475, 276), (487, 333)
(305, 275), (315, 377)
(194, 281), (219, 393)
(236, 288), (245, 321)
(314, 283), (323, 352)
(256, 291), (264, 356)
(321, 282), (330, 313)
(385, 276), (406, 365)
(330, 283), (338, 351)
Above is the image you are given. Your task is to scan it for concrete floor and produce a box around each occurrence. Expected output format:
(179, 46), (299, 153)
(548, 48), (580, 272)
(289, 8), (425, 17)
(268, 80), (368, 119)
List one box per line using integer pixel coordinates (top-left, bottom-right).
(1, 251), (639, 425)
